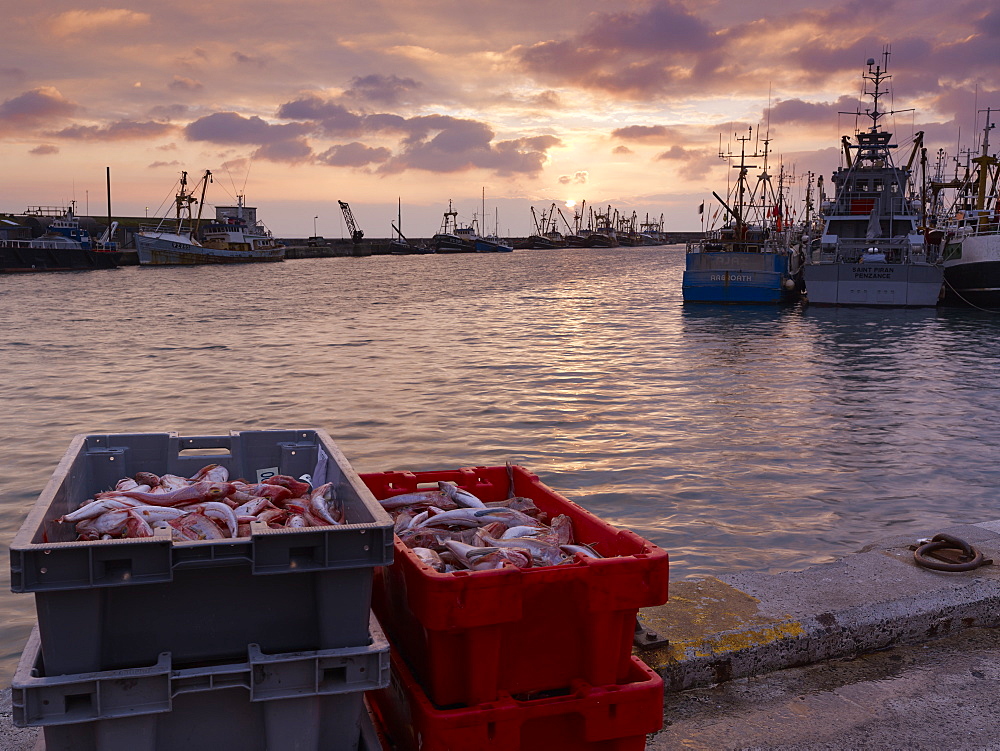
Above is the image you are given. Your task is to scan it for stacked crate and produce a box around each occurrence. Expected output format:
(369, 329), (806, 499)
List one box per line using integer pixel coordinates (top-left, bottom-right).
(9, 429), (395, 751)
(360, 465), (669, 751)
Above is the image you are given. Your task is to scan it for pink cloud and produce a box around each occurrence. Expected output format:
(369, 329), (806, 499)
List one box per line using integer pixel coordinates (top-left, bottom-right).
(170, 76), (204, 92)
(49, 120), (176, 141)
(185, 112), (312, 145)
(0, 87), (77, 133)
(613, 125), (681, 142)
(345, 74), (422, 105)
(253, 139), (313, 163)
(317, 142), (392, 167)
(276, 96), (364, 135)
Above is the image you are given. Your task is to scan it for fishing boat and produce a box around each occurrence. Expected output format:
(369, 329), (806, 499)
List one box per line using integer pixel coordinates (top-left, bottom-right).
(431, 200), (475, 253)
(586, 208), (619, 247)
(683, 129), (803, 303)
(474, 234), (514, 253)
(388, 198), (433, 254)
(559, 203), (589, 247)
(0, 205), (120, 273)
(527, 204), (567, 249)
(135, 171), (285, 265)
(474, 189), (513, 252)
(935, 110), (1000, 307)
(802, 54), (942, 306)
(431, 199), (513, 253)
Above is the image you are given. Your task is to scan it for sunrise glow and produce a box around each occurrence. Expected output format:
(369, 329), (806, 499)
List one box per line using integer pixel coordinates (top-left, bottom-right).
(1, 2), (996, 238)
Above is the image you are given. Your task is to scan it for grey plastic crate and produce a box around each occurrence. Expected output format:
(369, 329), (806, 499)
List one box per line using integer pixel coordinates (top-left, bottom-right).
(12, 616), (389, 751)
(8, 429), (394, 675)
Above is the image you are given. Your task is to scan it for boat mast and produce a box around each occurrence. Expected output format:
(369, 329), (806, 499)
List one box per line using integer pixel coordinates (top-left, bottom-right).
(173, 172), (193, 233)
(194, 170), (212, 237)
(973, 108), (997, 211)
(715, 127), (757, 232)
(106, 167), (112, 246)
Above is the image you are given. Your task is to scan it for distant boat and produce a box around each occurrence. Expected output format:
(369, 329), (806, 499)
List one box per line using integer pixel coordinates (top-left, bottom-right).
(935, 112), (1000, 308)
(683, 129), (803, 304)
(525, 233), (561, 249)
(389, 200), (433, 255)
(527, 204), (567, 249)
(558, 203), (589, 247)
(431, 199), (475, 253)
(431, 199), (511, 253)
(474, 234), (513, 253)
(586, 210), (618, 247)
(802, 55), (942, 307)
(388, 198), (431, 254)
(474, 188), (513, 252)
(135, 170), (284, 265)
(0, 205), (120, 273)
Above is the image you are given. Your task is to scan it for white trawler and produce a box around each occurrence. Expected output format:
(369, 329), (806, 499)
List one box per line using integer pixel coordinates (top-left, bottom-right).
(135, 170), (284, 265)
(935, 110), (1000, 307)
(803, 53), (943, 306)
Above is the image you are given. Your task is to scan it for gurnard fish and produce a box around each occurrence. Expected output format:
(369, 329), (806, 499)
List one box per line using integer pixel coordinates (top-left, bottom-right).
(62, 464), (353, 542)
(477, 533), (566, 567)
(115, 481), (236, 507)
(378, 490), (458, 511)
(376, 482), (602, 572)
(190, 464), (229, 483)
(308, 483), (343, 525)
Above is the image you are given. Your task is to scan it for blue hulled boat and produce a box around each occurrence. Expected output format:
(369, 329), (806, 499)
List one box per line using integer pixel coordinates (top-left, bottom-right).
(683, 130), (803, 304)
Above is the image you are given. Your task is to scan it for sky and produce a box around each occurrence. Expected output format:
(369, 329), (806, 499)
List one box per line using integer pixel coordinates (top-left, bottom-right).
(1, 0), (998, 239)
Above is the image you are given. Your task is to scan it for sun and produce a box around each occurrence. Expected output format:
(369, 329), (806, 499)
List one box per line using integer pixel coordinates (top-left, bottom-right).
(565, 200), (576, 209)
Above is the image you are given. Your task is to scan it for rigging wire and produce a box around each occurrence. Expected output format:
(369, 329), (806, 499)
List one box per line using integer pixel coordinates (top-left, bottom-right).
(147, 175), (183, 223)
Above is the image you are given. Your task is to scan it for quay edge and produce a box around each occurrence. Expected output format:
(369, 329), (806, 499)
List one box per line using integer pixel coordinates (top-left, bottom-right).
(635, 519), (1000, 693)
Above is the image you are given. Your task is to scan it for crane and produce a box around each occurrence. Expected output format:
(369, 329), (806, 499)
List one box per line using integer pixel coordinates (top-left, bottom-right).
(338, 200), (364, 243)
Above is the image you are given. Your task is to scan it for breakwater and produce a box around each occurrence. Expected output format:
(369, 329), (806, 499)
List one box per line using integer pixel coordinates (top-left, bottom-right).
(276, 231), (705, 257)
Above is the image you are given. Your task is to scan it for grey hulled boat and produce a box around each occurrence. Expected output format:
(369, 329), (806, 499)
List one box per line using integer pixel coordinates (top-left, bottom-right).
(135, 170), (284, 265)
(803, 53), (943, 306)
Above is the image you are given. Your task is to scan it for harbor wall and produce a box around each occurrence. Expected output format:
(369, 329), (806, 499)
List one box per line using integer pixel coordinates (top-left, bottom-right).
(277, 232), (703, 257)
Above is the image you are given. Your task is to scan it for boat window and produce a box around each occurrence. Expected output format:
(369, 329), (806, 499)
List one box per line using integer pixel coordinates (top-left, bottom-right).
(873, 180), (884, 192)
(856, 180), (869, 191)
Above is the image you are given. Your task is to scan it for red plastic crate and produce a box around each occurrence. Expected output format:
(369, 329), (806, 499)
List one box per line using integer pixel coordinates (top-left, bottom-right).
(368, 649), (663, 751)
(360, 465), (669, 707)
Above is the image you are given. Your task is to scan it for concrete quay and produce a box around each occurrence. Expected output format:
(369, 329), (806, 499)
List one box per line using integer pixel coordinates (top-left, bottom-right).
(636, 519), (1000, 749)
(4, 521), (999, 749)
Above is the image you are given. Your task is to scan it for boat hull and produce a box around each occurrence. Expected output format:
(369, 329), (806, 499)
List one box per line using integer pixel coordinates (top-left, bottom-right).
(474, 239), (513, 253)
(804, 262), (943, 306)
(135, 234), (284, 265)
(942, 234), (1000, 307)
(434, 244), (475, 254)
(526, 235), (560, 249)
(431, 233), (474, 253)
(0, 243), (119, 273)
(586, 234), (617, 248)
(683, 251), (801, 304)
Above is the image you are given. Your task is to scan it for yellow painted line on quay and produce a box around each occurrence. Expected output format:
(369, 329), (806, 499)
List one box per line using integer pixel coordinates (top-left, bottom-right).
(635, 576), (806, 670)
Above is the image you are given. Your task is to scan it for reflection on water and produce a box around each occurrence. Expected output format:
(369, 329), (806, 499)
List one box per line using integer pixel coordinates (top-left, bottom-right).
(2, 246), (1000, 682)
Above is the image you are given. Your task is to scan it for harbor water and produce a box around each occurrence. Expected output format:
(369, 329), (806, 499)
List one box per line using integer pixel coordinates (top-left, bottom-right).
(2, 245), (1000, 684)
